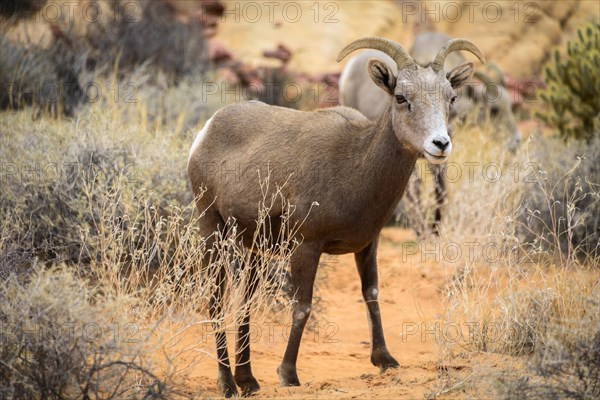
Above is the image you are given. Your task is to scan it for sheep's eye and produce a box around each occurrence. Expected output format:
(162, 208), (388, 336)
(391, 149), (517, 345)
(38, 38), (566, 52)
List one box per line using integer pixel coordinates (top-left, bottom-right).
(450, 96), (457, 105)
(396, 95), (407, 104)
(490, 107), (499, 117)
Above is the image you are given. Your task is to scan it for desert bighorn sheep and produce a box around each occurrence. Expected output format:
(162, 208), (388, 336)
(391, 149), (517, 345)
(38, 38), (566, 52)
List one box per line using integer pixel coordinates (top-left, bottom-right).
(188, 36), (485, 397)
(411, 32), (521, 148)
(339, 32), (519, 235)
(340, 32), (520, 143)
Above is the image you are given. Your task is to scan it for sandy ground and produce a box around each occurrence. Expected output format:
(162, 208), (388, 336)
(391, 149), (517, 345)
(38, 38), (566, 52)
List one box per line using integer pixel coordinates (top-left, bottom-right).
(161, 227), (504, 399)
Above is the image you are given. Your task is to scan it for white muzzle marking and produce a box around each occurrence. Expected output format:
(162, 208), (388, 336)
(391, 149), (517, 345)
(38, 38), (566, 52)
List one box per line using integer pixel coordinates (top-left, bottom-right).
(423, 129), (452, 164)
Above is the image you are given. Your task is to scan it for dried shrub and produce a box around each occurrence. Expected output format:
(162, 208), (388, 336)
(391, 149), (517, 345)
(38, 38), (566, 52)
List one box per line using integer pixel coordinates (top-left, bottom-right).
(499, 325), (600, 399)
(0, 35), (86, 116)
(518, 135), (600, 264)
(0, 266), (167, 399)
(0, 102), (304, 395)
(0, 0), (211, 117)
(437, 122), (599, 360)
(83, 0), (209, 78)
(0, 131), (148, 267)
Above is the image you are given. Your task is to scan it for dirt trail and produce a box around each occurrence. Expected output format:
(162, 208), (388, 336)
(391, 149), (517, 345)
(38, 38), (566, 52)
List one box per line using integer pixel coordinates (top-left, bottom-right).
(171, 228), (471, 399)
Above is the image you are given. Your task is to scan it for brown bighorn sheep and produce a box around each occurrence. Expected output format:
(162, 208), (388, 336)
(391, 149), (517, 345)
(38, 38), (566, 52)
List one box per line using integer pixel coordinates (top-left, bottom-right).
(339, 32), (520, 144)
(339, 32), (519, 235)
(188, 36), (484, 397)
(411, 32), (521, 149)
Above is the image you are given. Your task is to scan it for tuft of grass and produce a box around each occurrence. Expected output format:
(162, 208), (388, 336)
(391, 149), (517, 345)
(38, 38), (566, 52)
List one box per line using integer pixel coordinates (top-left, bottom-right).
(497, 324), (600, 399)
(518, 136), (600, 264)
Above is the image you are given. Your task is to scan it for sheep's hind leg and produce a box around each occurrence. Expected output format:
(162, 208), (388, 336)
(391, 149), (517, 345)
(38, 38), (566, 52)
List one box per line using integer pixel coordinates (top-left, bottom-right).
(209, 262), (237, 397)
(234, 254), (261, 396)
(432, 164), (446, 236)
(201, 209), (238, 398)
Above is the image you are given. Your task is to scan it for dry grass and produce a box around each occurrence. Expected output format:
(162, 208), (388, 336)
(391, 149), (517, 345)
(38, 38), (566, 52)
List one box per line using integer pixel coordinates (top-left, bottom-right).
(419, 119), (600, 398)
(0, 76), (306, 397)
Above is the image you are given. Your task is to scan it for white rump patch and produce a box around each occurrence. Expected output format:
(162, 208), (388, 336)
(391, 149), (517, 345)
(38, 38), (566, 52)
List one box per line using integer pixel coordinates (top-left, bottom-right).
(189, 116), (214, 160)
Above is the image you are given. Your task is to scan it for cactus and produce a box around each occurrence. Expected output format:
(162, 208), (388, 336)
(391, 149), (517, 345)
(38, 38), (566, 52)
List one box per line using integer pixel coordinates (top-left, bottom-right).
(537, 22), (600, 142)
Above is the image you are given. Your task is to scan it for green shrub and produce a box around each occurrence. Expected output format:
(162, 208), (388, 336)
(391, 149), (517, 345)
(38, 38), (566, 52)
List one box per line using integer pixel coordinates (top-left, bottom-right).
(537, 22), (600, 142)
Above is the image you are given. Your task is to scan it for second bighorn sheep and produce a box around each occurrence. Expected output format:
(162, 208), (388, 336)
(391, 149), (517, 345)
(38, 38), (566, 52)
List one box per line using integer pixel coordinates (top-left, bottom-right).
(188, 36), (485, 397)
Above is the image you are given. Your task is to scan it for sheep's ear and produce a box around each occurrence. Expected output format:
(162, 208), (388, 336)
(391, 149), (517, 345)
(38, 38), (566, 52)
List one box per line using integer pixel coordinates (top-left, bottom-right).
(367, 58), (396, 95)
(447, 62), (474, 89)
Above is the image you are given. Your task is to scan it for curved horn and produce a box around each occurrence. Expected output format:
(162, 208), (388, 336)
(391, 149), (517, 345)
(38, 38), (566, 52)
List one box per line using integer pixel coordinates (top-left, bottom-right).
(337, 37), (415, 70)
(431, 38), (486, 72)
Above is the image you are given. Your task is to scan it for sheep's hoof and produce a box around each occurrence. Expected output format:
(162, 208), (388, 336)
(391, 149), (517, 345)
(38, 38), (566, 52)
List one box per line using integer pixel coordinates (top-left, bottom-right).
(218, 371), (238, 398)
(277, 364), (301, 387)
(371, 349), (400, 373)
(235, 374), (260, 397)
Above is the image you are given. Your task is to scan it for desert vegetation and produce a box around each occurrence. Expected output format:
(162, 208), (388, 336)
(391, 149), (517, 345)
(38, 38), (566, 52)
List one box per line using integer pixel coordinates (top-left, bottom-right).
(1, 1), (598, 399)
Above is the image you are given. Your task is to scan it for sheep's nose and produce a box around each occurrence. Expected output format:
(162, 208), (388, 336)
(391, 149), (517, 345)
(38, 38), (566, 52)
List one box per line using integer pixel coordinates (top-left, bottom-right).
(433, 137), (450, 151)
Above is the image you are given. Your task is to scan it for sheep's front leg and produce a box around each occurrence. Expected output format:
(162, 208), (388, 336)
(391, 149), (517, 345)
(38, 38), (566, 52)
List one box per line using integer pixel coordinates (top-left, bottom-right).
(355, 240), (399, 372)
(277, 245), (321, 386)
